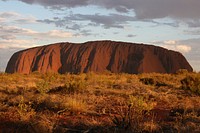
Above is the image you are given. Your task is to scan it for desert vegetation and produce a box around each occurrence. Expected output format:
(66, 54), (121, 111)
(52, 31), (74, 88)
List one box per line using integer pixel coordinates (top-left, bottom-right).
(0, 70), (200, 132)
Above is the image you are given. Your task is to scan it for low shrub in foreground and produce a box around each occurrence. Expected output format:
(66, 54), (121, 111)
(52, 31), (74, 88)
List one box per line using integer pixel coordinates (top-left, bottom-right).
(181, 75), (200, 95)
(64, 80), (86, 94)
(140, 77), (168, 87)
(111, 96), (158, 132)
(36, 80), (50, 94)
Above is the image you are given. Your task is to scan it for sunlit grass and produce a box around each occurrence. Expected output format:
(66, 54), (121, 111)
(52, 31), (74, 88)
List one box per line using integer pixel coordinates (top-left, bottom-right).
(0, 71), (200, 132)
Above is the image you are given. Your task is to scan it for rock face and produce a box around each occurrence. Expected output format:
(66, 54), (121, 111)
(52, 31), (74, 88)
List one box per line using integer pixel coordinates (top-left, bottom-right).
(6, 40), (193, 74)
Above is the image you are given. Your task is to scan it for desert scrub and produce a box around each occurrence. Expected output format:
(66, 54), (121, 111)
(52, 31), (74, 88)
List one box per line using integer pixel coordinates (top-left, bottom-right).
(176, 69), (189, 75)
(172, 108), (200, 132)
(32, 94), (87, 114)
(32, 94), (66, 112)
(63, 80), (86, 94)
(140, 77), (155, 86)
(17, 96), (35, 121)
(63, 97), (87, 114)
(111, 96), (157, 132)
(128, 95), (156, 131)
(85, 71), (96, 81)
(41, 72), (61, 83)
(181, 74), (200, 95)
(36, 79), (51, 94)
(129, 95), (155, 113)
(139, 74), (171, 87)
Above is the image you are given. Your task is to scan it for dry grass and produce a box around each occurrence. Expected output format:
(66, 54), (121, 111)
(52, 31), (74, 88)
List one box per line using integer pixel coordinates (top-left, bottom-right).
(0, 71), (200, 132)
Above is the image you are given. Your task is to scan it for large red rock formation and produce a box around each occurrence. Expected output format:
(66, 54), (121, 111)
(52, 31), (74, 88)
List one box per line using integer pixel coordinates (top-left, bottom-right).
(6, 40), (193, 74)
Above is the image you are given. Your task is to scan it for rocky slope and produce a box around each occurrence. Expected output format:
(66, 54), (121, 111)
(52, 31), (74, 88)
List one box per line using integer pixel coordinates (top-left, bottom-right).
(6, 40), (193, 74)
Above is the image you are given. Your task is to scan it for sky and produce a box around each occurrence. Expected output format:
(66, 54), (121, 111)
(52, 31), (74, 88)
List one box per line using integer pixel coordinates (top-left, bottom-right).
(0, 0), (200, 72)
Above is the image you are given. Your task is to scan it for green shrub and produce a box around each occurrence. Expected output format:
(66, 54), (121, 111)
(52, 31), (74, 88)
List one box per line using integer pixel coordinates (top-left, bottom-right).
(129, 96), (155, 113)
(36, 80), (50, 94)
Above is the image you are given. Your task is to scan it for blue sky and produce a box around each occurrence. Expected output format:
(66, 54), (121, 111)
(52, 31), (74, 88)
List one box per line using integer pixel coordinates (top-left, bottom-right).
(0, 0), (200, 72)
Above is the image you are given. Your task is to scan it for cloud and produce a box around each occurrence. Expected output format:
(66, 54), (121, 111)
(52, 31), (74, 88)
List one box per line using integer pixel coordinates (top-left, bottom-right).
(0, 32), (72, 49)
(176, 45), (192, 53)
(0, 35), (16, 40)
(92, 0), (200, 20)
(38, 13), (135, 29)
(0, 25), (73, 49)
(0, 39), (34, 49)
(0, 11), (74, 49)
(3, 1), (200, 29)
(0, 11), (37, 25)
(157, 40), (192, 53)
(127, 34), (136, 38)
(45, 30), (72, 38)
(0, 25), (35, 35)
(3, 0), (90, 8)
(74, 13), (135, 29)
(0, 25), (72, 38)
(184, 29), (200, 35)
(0, 18), (5, 22)
(163, 40), (176, 45)
(0, 12), (20, 18)
(185, 19), (200, 28)
(3, 0), (200, 20)
(66, 24), (82, 31)
(37, 18), (68, 27)
(14, 17), (37, 24)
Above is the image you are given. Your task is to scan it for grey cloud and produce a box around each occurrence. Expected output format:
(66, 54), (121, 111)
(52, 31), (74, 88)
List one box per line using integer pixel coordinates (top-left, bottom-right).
(186, 20), (200, 28)
(149, 20), (180, 28)
(115, 6), (129, 13)
(38, 13), (135, 29)
(15, 0), (89, 8)
(3, 0), (200, 31)
(0, 25), (26, 34)
(14, 18), (37, 24)
(0, 25), (73, 49)
(184, 30), (200, 35)
(0, 35), (16, 40)
(73, 30), (93, 37)
(3, 0), (200, 20)
(66, 24), (82, 31)
(80, 30), (91, 36)
(127, 34), (136, 38)
(95, 0), (200, 20)
(0, 12), (20, 18)
(38, 19), (68, 27)
(0, 12), (37, 25)
(38, 18), (81, 30)
(160, 22), (179, 27)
